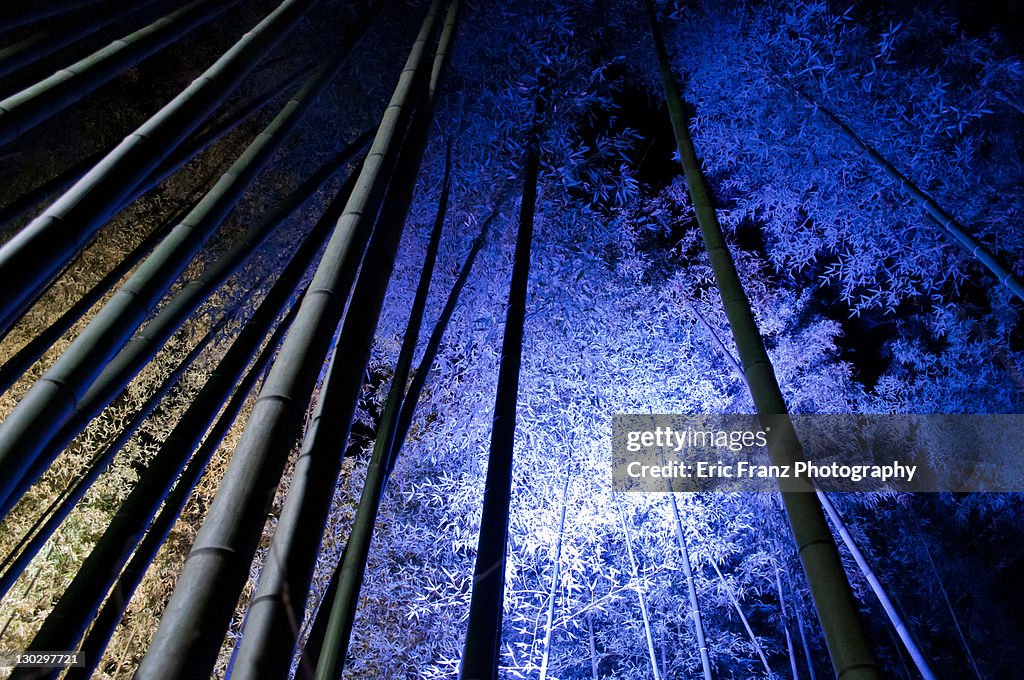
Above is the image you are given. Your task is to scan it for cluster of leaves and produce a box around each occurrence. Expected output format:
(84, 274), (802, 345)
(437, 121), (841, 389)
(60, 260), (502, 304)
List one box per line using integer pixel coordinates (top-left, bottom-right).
(667, 0), (1024, 317)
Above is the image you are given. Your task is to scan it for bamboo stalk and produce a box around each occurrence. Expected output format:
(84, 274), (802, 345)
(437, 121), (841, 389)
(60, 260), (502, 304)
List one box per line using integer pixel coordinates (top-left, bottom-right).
(0, 321), (219, 602)
(64, 298), (299, 680)
(458, 70), (543, 680)
(0, 196), (200, 396)
(816, 490), (937, 680)
(285, 111), (453, 680)
(9, 183), (340, 673)
(0, 0), (164, 79)
(790, 570), (819, 680)
(0, 57), (358, 519)
(384, 183), (514, 483)
(305, 9), (459, 680)
(0, 0), (245, 148)
(538, 466), (571, 680)
(616, 500), (662, 680)
(0, 0), (321, 338)
(135, 2), (445, 674)
(642, 2), (880, 676)
(707, 558), (771, 674)
(666, 496), (713, 679)
(0, 77), (282, 238)
(776, 564), (801, 679)
(5, 130), (370, 512)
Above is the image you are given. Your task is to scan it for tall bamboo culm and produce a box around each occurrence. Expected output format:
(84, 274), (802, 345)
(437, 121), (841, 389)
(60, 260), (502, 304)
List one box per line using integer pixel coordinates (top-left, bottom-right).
(0, 320), (219, 602)
(0, 54), (357, 519)
(2, 131), (370, 520)
(245, 8), (456, 680)
(385, 185), (512, 481)
(0, 0), (246, 148)
(0, 0), (165, 80)
(135, 3), (448, 676)
(817, 491), (937, 680)
(0, 0), (322, 339)
(8, 159), (361, 672)
(642, 1), (881, 678)
(63, 298), (303, 680)
(459, 74), (543, 680)
(667, 496), (713, 679)
(306, 69), (457, 680)
(0, 83), (290, 384)
(0, 80), (282, 240)
(298, 181), (506, 678)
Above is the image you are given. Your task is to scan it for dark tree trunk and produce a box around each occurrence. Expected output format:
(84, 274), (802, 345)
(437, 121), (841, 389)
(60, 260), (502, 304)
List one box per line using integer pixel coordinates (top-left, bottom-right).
(459, 71), (543, 680)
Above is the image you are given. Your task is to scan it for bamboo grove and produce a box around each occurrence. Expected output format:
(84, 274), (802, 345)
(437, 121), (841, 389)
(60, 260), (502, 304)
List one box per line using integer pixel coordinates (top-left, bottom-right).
(0, 0), (1022, 678)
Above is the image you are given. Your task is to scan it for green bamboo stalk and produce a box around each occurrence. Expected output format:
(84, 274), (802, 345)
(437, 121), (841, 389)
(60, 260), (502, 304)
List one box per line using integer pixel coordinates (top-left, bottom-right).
(0, 0), (321, 337)
(0, 77), (282, 239)
(642, 2), (880, 678)
(385, 184), (513, 482)
(788, 85), (1024, 303)
(0, 320), (219, 601)
(300, 188), (505, 680)
(4, 130), (370, 514)
(0, 57), (356, 518)
(9, 169), (349, 669)
(459, 73), (543, 680)
(0, 0), (244, 147)
(135, 3), (445, 674)
(616, 500), (663, 680)
(296, 546), (346, 678)
(0, 197), (199, 396)
(3, 159), (365, 608)
(63, 296), (300, 680)
(294, 121), (452, 680)
(0, 82), (285, 362)
(707, 557), (771, 674)
(0, 0), (164, 79)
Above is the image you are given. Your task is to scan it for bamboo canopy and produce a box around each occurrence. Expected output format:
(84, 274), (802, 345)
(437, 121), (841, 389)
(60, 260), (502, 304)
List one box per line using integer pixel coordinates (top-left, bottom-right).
(789, 85), (1024, 304)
